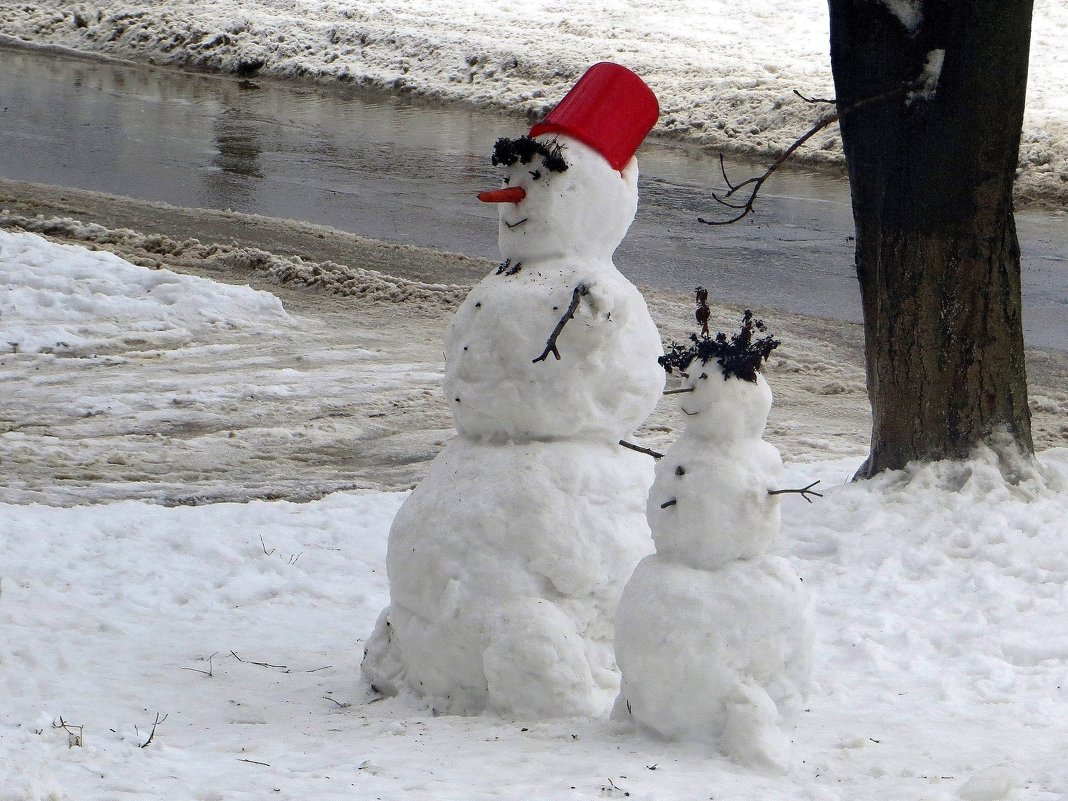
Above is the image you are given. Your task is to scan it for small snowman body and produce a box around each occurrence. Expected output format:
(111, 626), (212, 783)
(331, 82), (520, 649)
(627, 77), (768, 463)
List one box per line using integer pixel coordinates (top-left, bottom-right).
(614, 323), (813, 768)
(363, 65), (664, 718)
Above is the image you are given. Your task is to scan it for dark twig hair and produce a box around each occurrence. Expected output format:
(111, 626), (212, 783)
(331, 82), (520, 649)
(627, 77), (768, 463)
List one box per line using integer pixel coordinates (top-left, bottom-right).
(660, 308), (780, 383)
(492, 136), (568, 173)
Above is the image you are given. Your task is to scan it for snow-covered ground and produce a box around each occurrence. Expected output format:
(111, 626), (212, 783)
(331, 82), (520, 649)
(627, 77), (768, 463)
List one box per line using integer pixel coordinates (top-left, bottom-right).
(1, 0), (1066, 206)
(3, 230), (1068, 799)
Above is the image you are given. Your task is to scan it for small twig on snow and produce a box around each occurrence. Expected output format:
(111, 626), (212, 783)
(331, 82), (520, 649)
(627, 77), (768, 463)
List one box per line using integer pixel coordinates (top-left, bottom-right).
(230, 650), (288, 670)
(181, 651), (218, 677)
(324, 696), (351, 709)
(238, 758), (272, 767)
(533, 283), (590, 363)
(137, 712), (168, 748)
(259, 534), (275, 556)
(768, 480), (823, 503)
(53, 717), (84, 748)
(663, 386), (695, 395)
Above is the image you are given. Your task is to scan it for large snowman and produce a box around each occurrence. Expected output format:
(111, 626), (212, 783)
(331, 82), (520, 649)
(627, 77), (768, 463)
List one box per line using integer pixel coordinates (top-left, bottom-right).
(613, 307), (815, 769)
(363, 63), (664, 718)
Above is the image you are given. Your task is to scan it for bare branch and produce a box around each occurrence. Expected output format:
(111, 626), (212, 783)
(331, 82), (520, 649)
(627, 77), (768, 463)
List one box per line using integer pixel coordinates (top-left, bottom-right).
(699, 113), (839, 225)
(619, 440), (664, 459)
(768, 480), (823, 503)
(533, 283), (590, 363)
(700, 79), (924, 225)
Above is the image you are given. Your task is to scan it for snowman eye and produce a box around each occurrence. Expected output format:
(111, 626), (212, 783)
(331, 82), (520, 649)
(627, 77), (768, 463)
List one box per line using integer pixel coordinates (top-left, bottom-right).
(679, 372), (689, 379)
(529, 169), (542, 180)
(699, 373), (708, 380)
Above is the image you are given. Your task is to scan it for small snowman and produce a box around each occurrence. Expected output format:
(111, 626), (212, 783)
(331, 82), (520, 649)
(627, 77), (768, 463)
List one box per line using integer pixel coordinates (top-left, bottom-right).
(613, 300), (816, 769)
(363, 63), (664, 718)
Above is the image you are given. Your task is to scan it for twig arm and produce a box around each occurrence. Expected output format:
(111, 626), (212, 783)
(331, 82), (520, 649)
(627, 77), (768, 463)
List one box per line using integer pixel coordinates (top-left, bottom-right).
(768, 480), (823, 503)
(533, 283), (590, 363)
(619, 439), (664, 459)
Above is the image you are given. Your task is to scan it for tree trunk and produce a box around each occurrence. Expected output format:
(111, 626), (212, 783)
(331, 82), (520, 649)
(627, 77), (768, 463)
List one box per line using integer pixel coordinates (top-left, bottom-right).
(828, 0), (1034, 478)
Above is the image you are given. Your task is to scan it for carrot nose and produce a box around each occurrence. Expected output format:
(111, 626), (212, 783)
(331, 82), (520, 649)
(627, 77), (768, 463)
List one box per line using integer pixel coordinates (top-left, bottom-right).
(478, 186), (526, 204)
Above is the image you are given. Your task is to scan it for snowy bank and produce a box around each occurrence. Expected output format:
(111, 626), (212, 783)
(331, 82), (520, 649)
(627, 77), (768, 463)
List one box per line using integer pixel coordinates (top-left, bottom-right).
(0, 233), (1066, 799)
(1, 0), (1066, 206)
(2, 451), (1068, 799)
(0, 229), (289, 354)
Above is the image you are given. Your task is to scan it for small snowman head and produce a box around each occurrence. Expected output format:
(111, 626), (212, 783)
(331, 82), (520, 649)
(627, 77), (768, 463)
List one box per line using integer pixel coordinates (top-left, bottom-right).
(660, 308), (780, 440)
(477, 63), (658, 263)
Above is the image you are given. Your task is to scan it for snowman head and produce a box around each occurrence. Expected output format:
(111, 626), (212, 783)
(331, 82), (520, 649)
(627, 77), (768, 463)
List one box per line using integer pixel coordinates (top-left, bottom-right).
(661, 309), (780, 440)
(477, 62), (658, 263)
(483, 133), (638, 262)
(677, 365), (774, 440)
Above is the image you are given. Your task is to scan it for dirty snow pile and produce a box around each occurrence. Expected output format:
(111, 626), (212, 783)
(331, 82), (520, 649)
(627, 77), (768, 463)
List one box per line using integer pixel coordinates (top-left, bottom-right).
(0, 229), (288, 354)
(1, 0), (1066, 205)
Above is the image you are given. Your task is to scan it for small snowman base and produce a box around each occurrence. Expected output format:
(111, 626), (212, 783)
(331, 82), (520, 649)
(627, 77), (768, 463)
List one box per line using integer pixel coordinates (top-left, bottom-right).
(613, 554), (812, 770)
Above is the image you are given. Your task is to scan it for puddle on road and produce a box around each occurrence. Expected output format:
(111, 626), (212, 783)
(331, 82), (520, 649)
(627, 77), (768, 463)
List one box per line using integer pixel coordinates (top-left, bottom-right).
(1, 45), (1064, 349)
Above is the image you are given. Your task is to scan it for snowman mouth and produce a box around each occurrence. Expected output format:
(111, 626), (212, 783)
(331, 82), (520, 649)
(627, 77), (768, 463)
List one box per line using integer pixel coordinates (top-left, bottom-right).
(680, 405), (698, 416)
(504, 218), (529, 229)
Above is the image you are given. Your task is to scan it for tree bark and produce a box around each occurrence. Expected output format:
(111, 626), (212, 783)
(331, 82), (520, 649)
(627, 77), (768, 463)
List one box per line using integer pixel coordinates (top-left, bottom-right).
(828, 0), (1035, 478)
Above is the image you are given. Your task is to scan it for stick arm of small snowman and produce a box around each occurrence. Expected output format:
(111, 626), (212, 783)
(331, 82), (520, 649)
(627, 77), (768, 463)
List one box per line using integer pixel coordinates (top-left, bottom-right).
(533, 283), (590, 363)
(618, 440), (664, 459)
(767, 480), (823, 503)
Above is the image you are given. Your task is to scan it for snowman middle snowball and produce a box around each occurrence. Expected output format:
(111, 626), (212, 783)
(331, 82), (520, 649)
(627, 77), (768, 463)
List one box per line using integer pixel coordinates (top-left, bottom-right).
(362, 64), (665, 718)
(445, 133), (664, 442)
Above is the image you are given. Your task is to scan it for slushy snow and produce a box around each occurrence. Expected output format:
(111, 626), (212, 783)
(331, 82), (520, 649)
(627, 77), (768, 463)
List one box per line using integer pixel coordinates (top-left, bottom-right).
(1, 229), (1068, 798)
(363, 129), (664, 716)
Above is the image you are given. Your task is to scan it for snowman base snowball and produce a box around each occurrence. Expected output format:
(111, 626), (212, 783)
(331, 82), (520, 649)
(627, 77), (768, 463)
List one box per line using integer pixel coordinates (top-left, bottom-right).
(362, 439), (654, 717)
